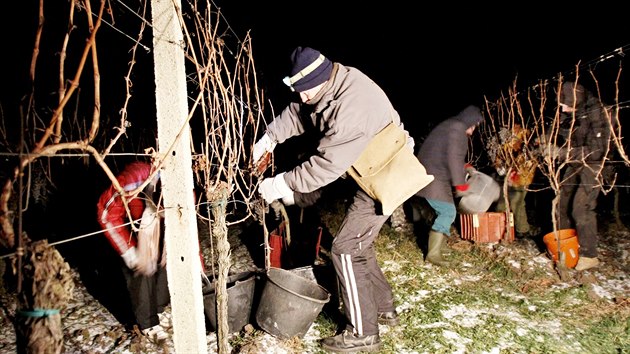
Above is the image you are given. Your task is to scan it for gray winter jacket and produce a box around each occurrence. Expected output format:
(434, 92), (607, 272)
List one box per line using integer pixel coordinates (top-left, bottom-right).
(416, 105), (483, 203)
(266, 63), (414, 193)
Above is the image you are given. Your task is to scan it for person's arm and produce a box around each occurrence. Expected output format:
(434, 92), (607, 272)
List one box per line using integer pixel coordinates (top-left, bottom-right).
(97, 189), (145, 269)
(285, 92), (387, 193)
(454, 164), (475, 197)
(584, 105), (611, 162)
(266, 102), (306, 144)
(98, 193), (134, 251)
(286, 127), (369, 193)
(258, 128), (368, 204)
(252, 103), (305, 167)
(447, 125), (470, 188)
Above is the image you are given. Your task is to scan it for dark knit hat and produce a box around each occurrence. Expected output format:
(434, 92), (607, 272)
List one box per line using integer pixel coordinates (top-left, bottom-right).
(559, 82), (586, 108)
(283, 47), (333, 92)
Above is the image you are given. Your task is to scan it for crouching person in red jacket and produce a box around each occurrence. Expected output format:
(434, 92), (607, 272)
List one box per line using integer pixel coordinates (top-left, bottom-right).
(96, 161), (171, 343)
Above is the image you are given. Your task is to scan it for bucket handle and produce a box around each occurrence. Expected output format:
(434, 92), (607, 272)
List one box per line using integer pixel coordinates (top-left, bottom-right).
(201, 272), (211, 288)
(270, 201), (291, 246)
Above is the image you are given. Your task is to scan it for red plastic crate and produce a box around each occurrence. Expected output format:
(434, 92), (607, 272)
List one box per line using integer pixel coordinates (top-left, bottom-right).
(459, 212), (514, 243)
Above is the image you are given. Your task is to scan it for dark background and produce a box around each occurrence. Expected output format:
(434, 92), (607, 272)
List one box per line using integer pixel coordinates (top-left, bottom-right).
(2, 2), (629, 140)
(211, 2), (630, 138)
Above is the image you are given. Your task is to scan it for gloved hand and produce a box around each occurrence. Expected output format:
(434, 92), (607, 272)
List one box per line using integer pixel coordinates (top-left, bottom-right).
(136, 204), (159, 276)
(454, 184), (472, 198)
(121, 247), (139, 270)
(464, 164), (476, 181)
(252, 133), (277, 166)
(508, 170), (519, 186)
(258, 172), (294, 205)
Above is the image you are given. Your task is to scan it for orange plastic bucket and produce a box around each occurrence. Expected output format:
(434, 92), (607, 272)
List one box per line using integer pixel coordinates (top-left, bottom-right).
(543, 229), (579, 268)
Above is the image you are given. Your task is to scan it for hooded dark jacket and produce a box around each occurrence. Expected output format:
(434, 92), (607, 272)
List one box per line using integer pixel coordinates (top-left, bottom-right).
(416, 105), (484, 203)
(557, 82), (615, 258)
(559, 82), (612, 164)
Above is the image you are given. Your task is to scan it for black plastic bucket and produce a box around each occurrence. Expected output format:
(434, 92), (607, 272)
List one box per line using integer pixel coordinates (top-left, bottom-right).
(255, 267), (330, 339)
(202, 271), (256, 333)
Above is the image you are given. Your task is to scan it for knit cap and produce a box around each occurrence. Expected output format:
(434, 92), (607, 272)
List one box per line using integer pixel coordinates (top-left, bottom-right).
(283, 47), (333, 92)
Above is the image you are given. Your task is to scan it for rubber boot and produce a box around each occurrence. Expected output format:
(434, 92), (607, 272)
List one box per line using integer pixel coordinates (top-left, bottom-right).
(426, 230), (450, 267)
(442, 232), (453, 256)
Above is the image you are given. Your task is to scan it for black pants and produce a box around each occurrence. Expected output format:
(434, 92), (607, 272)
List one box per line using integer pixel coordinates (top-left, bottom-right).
(557, 164), (600, 258)
(330, 189), (395, 336)
(122, 264), (170, 330)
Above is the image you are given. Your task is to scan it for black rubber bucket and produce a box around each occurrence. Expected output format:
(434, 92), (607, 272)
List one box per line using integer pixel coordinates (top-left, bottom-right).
(202, 271), (256, 333)
(255, 267), (330, 339)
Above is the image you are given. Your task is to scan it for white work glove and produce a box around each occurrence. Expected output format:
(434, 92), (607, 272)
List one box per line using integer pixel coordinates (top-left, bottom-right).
(121, 247), (139, 270)
(136, 204), (159, 276)
(252, 133), (277, 166)
(258, 172), (295, 205)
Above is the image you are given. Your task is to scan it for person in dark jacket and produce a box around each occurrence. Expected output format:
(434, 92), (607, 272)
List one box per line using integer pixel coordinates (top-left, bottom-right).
(557, 81), (613, 271)
(252, 47), (416, 353)
(414, 105), (484, 266)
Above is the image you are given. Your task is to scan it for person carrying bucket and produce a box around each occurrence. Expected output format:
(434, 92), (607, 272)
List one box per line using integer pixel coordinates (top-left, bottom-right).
(413, 105), (485, 267)
(252, 47), (430, 353)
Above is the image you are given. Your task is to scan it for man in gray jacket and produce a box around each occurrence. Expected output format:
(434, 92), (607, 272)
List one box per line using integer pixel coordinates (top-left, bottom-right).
(252, 46), (413, 353)
(415, 105), (484, 266)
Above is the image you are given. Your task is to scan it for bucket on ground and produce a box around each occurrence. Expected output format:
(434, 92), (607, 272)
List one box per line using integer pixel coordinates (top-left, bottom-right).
(458, 171), (500, 214)
(543, 229), (579, 268)
(202, 271), (256, 333)
(256, 267), (330, 339)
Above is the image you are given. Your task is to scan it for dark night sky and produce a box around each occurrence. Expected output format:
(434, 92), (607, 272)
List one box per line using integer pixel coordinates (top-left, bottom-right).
(212, 2), (630, 137)
(2, 2), (629, 141)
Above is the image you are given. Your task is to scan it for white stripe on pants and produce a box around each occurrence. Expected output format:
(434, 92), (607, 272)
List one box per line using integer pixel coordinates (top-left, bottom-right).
(331, 189), (394, 336)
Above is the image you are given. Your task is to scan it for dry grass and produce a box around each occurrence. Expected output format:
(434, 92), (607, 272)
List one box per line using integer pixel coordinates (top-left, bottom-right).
(296, 198), (630, 353)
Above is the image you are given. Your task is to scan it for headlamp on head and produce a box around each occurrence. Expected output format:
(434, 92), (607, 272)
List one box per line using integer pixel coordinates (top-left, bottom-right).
(283, 54), (326, 92)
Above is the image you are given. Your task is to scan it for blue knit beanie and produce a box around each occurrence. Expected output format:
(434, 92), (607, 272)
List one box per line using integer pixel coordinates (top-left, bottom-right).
(283, 47), (333, 92)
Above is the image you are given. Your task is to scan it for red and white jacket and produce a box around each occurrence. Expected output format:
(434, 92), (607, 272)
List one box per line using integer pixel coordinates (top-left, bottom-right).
(96, 162), (153, 256)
